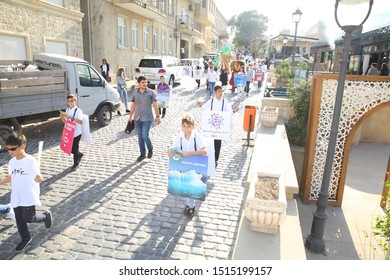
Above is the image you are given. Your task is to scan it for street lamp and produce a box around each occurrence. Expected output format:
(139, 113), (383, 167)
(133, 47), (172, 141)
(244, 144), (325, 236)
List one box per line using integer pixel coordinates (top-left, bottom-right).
(291, 8), (302, 66)
(305, 0), (374, 254)
(282, 36), (288, 60)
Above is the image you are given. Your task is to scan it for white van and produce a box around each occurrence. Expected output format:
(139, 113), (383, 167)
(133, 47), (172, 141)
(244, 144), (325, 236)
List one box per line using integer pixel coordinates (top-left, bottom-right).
(33, 53), (120, 126)
(0, 53), (121, 150)
(135, 56), (183, 86)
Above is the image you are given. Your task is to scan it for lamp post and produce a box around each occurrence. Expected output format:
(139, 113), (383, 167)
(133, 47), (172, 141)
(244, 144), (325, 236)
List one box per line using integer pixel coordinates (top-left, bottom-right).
(305, 0), (374, 254)
(291, 8), (302, 66)
(282, 36), (288, 60)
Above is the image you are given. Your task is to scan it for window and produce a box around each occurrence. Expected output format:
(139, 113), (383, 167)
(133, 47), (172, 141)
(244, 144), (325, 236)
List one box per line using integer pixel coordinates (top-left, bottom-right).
(169, 0), (173, 15)
(169, 34), (173, 54)
(202, 0), (207, 9)
(159, 0), (165, 12)
(143, 26), (149, 50)
(45, 41), (67, 55)
(0, 34), (27, 60)
(77, 64), (102, 87)
(118, 17), (126, 48)
(43, 0), (64, 7)
(162, 31), (166, 53)
(132, 22), (139, 48)
(153, 29), (158, 52)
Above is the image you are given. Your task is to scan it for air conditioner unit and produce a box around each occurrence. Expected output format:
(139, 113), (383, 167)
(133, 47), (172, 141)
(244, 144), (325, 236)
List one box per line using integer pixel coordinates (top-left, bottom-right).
(174, 31), (180, 38)
(189, 3), (195, 11)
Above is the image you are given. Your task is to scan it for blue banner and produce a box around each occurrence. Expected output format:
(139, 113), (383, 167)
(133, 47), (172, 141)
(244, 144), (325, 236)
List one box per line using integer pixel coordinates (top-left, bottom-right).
(234, 73), (246, 87)
(168, 155), (208, 201)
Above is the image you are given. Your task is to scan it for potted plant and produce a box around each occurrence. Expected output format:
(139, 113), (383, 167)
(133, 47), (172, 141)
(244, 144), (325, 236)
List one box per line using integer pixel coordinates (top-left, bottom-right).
(244, 172), (287, 234)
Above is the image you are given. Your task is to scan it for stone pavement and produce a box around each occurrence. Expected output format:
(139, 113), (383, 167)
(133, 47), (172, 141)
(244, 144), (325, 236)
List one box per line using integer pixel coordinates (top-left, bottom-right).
(0, 81), (263, 260)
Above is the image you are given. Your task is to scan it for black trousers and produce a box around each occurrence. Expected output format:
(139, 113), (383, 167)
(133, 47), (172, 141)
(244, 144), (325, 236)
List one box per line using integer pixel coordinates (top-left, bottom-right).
(214, 139), (222, 162)
(14, 206), (46, 240)
(72, 134), (81, 165)
(245, 81), (251, 93)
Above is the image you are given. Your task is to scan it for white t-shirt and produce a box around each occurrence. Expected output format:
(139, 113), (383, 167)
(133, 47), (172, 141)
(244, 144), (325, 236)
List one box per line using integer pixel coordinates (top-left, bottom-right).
(202, 97), (232, 113)
(8, 154), (41, 207)
(173, 131), (205, 153)
(206, 71), (218, 82)
(66, 106), (83, 137)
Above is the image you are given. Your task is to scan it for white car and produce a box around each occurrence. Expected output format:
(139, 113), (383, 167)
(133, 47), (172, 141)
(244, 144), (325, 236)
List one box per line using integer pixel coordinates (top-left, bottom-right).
(135, 56), (183, 86)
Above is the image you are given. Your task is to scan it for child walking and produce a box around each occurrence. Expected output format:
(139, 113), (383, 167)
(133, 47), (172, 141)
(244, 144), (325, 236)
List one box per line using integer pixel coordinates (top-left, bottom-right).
(167, 114), (207, 218)
(0, 133), (52, 252)
(60, 94), (84, 171)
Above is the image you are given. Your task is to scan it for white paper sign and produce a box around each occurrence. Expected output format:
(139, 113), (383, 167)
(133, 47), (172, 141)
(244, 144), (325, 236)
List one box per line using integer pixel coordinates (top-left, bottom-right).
(193, 69), (203, 80)
(201, 110), (232, 140)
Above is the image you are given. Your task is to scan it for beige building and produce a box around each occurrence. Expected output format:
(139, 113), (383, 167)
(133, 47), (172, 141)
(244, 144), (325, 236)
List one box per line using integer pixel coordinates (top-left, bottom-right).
(0, 0), (84, 61)
(0, 0), (228, 81)
(81, 0), (227, 81)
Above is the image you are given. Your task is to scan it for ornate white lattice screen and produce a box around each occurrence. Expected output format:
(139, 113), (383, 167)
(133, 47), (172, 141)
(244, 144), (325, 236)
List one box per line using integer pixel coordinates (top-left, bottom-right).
(308, 76), (390, 202)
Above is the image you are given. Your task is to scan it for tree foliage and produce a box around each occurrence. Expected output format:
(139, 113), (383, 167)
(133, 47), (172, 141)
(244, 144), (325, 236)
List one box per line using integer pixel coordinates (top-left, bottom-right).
(228, 10), (268, 48)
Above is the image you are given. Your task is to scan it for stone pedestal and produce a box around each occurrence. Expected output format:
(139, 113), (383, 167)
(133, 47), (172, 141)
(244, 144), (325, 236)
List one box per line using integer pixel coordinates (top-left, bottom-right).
(260, 107), (279, 127)
(245, 172), (287, 234)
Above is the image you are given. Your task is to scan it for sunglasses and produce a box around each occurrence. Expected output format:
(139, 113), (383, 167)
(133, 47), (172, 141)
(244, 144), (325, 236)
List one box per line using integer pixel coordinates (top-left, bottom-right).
(6, 145), (20, 151)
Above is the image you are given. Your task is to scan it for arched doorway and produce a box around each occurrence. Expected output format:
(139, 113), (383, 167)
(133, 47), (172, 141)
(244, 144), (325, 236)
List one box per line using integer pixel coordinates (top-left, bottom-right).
(301, 74), (390, 206)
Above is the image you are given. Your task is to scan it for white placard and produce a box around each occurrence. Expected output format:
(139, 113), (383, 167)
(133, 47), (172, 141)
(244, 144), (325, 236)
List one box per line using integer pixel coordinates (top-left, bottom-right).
(201, 110), (232, 140)
(81, 114), (91, 144)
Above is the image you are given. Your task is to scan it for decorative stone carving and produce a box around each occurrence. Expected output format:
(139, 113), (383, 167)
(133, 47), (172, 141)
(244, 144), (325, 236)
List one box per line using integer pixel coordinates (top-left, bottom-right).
(260, 107), (279, 127)
(245, 172), (287, 234)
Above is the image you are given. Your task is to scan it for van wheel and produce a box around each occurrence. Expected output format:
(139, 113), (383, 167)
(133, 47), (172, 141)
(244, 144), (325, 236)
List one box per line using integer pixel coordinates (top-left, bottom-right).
(96, 105), (112, 127)
(0, 125), (14, 153)
(168, 76), (175, 87)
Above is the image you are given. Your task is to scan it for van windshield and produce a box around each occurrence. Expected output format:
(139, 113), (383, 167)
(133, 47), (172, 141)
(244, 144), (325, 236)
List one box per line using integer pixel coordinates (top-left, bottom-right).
(139, 59), (162, 68)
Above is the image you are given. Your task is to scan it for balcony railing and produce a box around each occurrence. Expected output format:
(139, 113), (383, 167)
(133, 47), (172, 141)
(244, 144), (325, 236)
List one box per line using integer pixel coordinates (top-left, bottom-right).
(113, 0), (169, 19)
(176, 15), (202, 35)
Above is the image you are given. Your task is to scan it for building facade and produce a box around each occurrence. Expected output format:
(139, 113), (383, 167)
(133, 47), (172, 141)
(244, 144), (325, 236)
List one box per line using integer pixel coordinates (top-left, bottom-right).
(81, 0), (227, 81)
(0, 0), (84, 61)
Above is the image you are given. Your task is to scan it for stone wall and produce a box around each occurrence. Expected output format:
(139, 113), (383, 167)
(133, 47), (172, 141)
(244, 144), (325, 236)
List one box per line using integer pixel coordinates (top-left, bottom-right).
(0, 0), (84, 59)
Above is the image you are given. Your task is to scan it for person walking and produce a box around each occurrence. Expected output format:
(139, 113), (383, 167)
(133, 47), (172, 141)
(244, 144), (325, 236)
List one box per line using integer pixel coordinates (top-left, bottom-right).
(116, 67), (130, 115)
(219, 66), (228, 89)
(156, 75), (171, 118)
(167, 113), (207, 218)
(367, 63), (378, 76)
(245, 65), (254, 95)
(0, 133), (53, 253)
(100, 58), (110, 82)
(198, 85), (238, 168)
(128, 76), (161, 162)
(206, 65), (218, 97)
(60, 94), (84, 171)
(380, 63), (389, 76)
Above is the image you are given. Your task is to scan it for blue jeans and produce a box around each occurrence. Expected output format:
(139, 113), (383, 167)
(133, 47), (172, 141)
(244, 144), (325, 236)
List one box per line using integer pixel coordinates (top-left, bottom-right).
(0, 204), (10, 214)
(134, 120), (153, 156)
(208, 81), (215, 97)
(117, 87), (129, 110)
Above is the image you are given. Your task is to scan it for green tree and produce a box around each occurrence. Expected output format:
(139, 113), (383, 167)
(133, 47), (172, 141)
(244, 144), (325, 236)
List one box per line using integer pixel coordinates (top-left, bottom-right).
(228, 10), (268, 49)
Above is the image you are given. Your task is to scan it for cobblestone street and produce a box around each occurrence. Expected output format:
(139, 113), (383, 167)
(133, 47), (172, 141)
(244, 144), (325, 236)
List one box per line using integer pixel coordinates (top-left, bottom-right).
(0, 82), (262, 260)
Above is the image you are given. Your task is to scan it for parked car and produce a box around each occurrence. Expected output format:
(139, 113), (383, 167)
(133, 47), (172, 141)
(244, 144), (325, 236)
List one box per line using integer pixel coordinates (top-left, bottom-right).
(135, 56), (183, 87)
(180, 58), (204, 77)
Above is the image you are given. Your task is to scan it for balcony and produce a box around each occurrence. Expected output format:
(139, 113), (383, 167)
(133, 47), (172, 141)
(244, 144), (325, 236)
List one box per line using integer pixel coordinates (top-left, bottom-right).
(195, 39), (206, 49)
(219, 31), (229, 40)
(176, 16), (202, 36)
(194, 3), (215, 26)
(113, 0), (167, 19)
